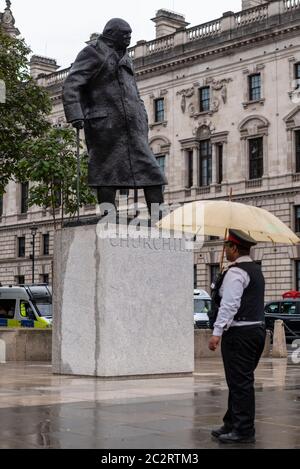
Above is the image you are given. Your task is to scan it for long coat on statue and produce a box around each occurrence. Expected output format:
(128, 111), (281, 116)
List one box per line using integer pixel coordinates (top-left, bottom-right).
(63, 37), (167, 188)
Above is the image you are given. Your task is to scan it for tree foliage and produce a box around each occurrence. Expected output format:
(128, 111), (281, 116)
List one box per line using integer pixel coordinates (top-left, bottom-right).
(19, 127), (96, 229)
(0, 29), (96, 225)
(0, 28), (51, 194)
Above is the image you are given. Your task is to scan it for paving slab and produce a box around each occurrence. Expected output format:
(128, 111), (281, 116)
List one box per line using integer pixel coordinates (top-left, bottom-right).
(0, 355), (299, 449)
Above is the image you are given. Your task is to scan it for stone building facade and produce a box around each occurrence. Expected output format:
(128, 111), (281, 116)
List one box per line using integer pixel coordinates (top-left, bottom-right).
(2, 0), (300, 300)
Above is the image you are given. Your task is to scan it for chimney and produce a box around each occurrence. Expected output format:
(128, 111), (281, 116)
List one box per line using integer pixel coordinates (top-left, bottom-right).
(151, 9), (189, 38)
(242, 0), (268, 9)
(30, 55), (59, 79)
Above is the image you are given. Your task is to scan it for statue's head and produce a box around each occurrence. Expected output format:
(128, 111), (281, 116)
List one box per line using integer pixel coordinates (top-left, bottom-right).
(102, 18), (132, 49)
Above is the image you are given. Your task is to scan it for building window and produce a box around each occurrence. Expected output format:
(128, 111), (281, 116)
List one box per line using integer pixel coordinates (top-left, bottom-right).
(210, 264), (220, 287)
(42, 274), (49, 285)
(199, 140), (212, 187)
(296, 130), (300, 173)
(199, 87), (210, 112)
(21, 182), (29, 214)
(249, 74), (261, 101)
(249, 137), (263, 180)
(120, 189), (129, 196)
(55, 190), (62, 208)
(43, 234), (50, 256)
(0, 194), (3, 217)
(295, 63), (300, 89)
(295, 206), (300, 233)
(296, 261), (300, 291)
(187, 150), (193, 188)
(194, 265), (197, 289)
(16, 276), (25, 285)
(156, 155), (166, 174)
(154, 98), (164, 123)
(18, 237), (26, 258)
(217, 144), (223, 184)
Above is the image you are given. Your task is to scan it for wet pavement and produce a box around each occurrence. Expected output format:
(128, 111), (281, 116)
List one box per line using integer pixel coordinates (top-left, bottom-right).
(0, 354), (300, 449)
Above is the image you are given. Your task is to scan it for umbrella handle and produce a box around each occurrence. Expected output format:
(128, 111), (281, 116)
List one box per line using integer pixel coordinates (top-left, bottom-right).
(220, 189), (233, 271)
(76, 128), (81, 222)
(220, 228), (228, 272)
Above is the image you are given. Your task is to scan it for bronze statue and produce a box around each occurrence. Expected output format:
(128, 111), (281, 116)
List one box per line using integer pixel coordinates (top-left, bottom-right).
(63, 18), (167, 214)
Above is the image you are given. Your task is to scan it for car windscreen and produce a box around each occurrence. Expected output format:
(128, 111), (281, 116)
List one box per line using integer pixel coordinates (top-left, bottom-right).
(194, 299), (211, 314)
(34, 301), (52, 317)
(280, 302), (298, 315)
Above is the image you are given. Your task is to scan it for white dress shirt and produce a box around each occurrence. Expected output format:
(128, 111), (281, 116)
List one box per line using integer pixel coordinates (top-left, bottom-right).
(213, 256), (262, 337)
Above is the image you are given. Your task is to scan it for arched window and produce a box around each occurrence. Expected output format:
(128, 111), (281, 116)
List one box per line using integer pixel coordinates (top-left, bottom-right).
(149, 136), (171, 182)
(239, 116), (269, 182)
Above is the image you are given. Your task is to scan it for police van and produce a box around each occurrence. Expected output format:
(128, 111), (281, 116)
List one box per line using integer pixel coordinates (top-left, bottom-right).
(0, 284), (52, 329)
(194, 289), (211, 329)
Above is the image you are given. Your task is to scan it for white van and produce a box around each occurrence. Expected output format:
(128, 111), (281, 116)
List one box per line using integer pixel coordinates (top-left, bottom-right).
(194, 289), (211, 329)
(0, 284), (52, 329)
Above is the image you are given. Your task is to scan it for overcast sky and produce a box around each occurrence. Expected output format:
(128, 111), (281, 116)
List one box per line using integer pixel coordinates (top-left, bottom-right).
(6, 0), (242, 69)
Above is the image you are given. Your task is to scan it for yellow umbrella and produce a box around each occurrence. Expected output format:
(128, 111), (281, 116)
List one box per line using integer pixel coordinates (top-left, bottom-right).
(157, 200), (300, 245)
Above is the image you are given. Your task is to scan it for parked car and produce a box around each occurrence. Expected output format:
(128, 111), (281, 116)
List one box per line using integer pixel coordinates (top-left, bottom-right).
(194, 289), (211, 329)
(264, 299), (300, 341)
(0, 284), (52, 329)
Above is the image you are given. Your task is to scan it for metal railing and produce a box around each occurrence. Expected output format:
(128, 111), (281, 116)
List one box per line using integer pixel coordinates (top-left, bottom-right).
(292, 173), (300, 182)
(186, 19), (221, 41)
(146, 34), (174, 55)
(235, 3), (268, 28)
(284, 0), (300, 10)
(196, 186), (211, 195)
(43, 68), (70, 86)
(41, 0), (300, 78)
(128, 47), (135, 59)
(246, 179), (263, 188)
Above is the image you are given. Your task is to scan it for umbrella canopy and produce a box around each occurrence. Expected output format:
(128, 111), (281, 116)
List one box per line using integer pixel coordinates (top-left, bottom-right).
(157, 200), (300, 245)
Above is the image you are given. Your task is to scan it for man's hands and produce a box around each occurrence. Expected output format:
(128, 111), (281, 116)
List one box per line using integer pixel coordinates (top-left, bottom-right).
(72, 119), (84, 130)
(208, 335), (221, 352)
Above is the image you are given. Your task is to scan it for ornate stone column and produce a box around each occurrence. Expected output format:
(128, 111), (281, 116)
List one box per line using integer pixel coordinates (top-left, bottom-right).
(181, 149), (188, 187)
(192, 146), (199, 188)
(211, 143), (217, 185)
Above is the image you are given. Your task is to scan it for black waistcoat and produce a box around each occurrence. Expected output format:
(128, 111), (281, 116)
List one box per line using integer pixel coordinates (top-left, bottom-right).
(209, 262), (265, 328)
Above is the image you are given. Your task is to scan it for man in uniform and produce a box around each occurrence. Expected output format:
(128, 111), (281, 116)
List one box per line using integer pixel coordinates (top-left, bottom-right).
(63, 18), (167, 216)
(208, 229), (266, 444)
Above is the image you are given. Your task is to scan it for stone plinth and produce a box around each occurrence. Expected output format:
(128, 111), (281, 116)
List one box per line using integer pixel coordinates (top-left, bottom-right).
(52, 224), (194, 377)
(0, 329), (52, 361)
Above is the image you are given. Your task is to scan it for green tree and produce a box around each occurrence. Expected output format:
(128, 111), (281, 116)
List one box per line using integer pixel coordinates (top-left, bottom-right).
(19, 127), (96, 229)
(0, 28), (51, 195)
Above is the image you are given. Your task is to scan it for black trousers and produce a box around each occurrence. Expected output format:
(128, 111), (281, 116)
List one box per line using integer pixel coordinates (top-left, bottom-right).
(97, 186), (164, 215)
(221, 324), (266, 436)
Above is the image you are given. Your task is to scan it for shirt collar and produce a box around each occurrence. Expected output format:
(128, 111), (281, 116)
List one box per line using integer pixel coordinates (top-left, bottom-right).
(234, 256), (253, 263)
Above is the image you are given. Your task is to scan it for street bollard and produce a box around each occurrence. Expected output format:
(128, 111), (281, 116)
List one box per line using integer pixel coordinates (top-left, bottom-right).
(272, 320), (288, 358)
(0, 340), (6, 364)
